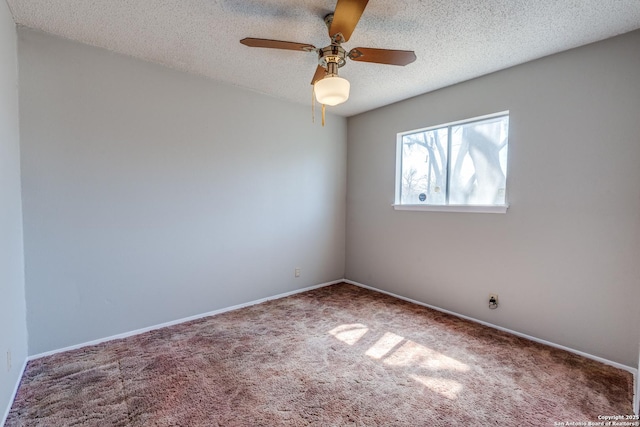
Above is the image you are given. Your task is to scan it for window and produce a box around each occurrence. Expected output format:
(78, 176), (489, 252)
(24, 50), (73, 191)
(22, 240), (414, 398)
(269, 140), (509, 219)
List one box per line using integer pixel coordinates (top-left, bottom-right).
(394, 112), (509, 213)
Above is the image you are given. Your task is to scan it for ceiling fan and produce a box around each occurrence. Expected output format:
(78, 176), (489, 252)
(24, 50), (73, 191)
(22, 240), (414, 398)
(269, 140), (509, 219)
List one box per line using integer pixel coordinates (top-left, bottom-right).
(240, 0), (416, 113)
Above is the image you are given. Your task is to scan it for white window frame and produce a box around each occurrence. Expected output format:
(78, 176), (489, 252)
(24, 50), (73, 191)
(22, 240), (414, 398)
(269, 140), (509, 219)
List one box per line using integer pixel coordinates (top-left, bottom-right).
(393, 111), (510, 214)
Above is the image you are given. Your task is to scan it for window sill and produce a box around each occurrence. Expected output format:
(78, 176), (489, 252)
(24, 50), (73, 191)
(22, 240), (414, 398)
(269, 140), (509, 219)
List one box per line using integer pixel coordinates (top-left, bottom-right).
(392, 204), (509, 214)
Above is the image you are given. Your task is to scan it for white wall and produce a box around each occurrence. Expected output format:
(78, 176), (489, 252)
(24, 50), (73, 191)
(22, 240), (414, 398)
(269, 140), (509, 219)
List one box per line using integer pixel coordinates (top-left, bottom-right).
(18, 28), (347, 355)
(346, 30), (640, 367)
(0, 0), (27, 421)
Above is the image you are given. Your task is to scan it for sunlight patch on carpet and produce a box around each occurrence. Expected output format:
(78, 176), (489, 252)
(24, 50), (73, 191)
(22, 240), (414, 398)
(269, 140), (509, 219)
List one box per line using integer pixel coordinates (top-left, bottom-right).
(329, 324), (470, 400)
(410, 375), (464, 400)
(384, 339), (470, 373)
(365, 331), (405, 359)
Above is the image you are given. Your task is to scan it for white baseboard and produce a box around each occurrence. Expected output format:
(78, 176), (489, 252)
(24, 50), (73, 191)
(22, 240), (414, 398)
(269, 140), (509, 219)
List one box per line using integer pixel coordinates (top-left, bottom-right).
(2, 356), (28, 427)
(344, 279), (637, 376)
(29, 279), (343, 361)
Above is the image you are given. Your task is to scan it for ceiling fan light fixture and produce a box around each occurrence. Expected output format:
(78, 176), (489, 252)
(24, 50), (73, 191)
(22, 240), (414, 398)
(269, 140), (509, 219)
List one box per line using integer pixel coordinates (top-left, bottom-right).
(314, 76), (350, 106)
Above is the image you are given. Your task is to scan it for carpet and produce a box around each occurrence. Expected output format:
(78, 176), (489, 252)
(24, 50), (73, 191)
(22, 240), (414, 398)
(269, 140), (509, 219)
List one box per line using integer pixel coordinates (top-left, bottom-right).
(6, 283), (634, 426)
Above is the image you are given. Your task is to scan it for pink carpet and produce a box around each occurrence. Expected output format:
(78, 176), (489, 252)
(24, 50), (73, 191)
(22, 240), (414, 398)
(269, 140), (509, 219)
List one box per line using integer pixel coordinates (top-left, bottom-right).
(7, 283), (633, 426)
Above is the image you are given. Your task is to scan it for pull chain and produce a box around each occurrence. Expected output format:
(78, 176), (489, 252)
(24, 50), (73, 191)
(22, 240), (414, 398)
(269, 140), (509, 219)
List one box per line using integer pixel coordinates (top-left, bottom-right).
(311, 84), (326, 127)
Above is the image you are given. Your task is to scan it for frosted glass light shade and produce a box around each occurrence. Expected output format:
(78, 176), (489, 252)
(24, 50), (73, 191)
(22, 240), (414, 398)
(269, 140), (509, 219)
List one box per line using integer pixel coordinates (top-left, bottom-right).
(314, 76), (350, 106)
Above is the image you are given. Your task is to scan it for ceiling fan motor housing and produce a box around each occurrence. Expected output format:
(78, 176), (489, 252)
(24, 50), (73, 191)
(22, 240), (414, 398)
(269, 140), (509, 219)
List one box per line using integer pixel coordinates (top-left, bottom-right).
(318, 44), (347, 75)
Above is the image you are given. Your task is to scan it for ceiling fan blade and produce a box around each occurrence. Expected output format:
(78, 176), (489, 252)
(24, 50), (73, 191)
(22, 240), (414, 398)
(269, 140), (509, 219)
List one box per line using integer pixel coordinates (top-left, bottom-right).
(329, 0), (369, 42)
(240, 38), (316, 52)
(348, 47), (417, 66)
(311, 66), (326, 85)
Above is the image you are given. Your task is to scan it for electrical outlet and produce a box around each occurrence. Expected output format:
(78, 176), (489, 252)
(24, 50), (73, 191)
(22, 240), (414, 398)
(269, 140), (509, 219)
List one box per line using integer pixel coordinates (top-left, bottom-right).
(6, 349), (11, 372)
(489, 294), (499, 309)
(294, 268), (301, 278)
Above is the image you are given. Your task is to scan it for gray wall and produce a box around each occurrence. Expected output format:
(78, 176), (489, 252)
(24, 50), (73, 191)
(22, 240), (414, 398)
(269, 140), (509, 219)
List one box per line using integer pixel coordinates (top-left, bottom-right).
(346, 30), (640, 367)
(18, 28), (347, 355)
(0, 0), (27, 419)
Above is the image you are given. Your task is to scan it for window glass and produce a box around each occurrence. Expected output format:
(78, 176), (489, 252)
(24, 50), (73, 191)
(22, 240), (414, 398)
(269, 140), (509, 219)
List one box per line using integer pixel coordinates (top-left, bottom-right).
(449, 116), (508, 205)
(396, 112), (509, 209)
(400, 127), (448, 205)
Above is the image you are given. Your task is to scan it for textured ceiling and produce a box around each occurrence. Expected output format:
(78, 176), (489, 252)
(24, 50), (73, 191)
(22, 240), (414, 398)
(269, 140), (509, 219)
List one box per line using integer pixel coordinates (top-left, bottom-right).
(6, 0), (640, 116)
